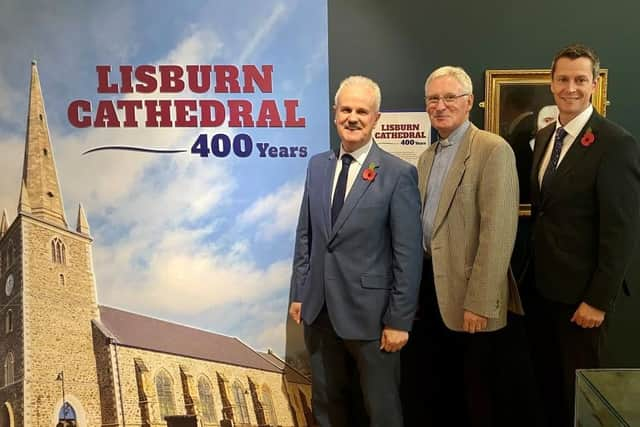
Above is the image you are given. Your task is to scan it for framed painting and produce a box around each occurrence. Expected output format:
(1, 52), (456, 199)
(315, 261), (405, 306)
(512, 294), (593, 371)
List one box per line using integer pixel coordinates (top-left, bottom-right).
(481, 69), (608, 216)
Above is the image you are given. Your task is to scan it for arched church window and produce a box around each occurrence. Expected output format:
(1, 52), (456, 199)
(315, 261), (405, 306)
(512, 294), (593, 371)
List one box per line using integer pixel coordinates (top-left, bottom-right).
(6, 240), (15, 268)
(155, 370), (176, 420)
(4, 352), (14, 386)
(5, 310), (12, 334)
(262, 384), (278, 426)
(198, 376), (217, 424)
(232, 381), (250, 425)
(51, 238), (66, 265)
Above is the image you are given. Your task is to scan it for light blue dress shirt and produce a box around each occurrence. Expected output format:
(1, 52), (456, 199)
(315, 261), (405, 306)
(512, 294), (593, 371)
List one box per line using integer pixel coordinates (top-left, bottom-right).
(422, 121), (470, 253)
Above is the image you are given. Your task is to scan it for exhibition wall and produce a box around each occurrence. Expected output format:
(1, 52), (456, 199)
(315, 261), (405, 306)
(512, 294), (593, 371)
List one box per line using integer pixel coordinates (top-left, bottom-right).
(328, 0), (640, 366)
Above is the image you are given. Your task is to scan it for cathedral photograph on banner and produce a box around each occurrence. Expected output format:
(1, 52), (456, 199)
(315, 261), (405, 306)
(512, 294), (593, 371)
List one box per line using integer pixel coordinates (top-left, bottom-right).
(0, 1), (328, 426)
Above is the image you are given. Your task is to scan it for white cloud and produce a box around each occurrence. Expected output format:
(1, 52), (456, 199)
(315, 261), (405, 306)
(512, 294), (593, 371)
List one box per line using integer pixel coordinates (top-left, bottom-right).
(239, 180), (303, 240)
(254, 320), (286, 354)
(95, 226), (292, 314)
(236, 2), (287, 63)
(304, 40), (329, 88)
(164, 29), (223, 65)
(0, 74), (23, 126)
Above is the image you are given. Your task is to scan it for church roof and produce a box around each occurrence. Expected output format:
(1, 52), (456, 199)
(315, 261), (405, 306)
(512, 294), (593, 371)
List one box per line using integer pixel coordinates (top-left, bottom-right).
(97, 305), (281, 373)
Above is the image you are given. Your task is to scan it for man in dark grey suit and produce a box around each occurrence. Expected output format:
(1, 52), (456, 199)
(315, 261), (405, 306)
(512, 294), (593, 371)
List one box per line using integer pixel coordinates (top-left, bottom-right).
(528, 44), (640, 426)
(289, 75), (423, 427)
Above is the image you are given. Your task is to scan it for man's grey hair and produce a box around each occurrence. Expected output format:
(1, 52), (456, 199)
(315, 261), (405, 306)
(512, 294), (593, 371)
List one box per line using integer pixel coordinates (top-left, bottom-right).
(425, 66), (473, 94)
(334, 75), (382, 112)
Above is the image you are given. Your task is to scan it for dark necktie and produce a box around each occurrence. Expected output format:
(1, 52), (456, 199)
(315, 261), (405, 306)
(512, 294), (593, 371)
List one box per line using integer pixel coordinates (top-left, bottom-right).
(541, 127), (567, 191)
(332, 154), (353, 225)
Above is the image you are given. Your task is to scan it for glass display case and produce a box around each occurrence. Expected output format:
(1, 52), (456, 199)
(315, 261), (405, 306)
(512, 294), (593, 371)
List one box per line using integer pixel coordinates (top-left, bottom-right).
(575, 369), (640, 426)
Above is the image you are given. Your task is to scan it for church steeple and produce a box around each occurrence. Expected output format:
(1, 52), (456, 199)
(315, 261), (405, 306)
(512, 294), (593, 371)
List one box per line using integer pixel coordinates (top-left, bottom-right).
(21, 60), (68, 228)
(76, 203), (91, 235)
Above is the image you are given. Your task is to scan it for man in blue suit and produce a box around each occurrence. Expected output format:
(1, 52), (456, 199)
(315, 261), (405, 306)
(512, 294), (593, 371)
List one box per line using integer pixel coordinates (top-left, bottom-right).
(289, 75), (423, 427)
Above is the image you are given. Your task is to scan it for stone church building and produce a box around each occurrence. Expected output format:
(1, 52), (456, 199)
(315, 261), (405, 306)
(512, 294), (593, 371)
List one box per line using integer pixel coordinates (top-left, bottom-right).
(0, 62), (313, 427)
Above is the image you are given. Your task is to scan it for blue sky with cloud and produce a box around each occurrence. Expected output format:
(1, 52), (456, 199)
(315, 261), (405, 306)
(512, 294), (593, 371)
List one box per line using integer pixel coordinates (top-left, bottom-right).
(0, 0), (328, 355)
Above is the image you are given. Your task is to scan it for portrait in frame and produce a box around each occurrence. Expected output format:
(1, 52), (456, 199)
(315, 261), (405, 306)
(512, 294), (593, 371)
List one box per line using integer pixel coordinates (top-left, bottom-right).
(482, 69), (608, 215)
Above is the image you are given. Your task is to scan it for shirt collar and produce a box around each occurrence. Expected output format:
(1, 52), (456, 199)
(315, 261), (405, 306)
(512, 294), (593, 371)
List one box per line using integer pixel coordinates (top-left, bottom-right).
(556, 105), (593, 138)
(438, 120), (470, 147)
(339, 139), (373, 166)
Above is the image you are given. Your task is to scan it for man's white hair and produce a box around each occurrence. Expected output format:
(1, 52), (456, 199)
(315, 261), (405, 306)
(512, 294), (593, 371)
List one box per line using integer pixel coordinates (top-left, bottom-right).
(334, 75), (381, 112)
(425, 66), (473, 94)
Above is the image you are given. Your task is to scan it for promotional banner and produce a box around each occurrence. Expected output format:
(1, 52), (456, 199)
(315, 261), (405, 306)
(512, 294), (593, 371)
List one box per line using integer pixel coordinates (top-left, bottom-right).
(0, 1), (326, 425)
(374, 111), (431, 165)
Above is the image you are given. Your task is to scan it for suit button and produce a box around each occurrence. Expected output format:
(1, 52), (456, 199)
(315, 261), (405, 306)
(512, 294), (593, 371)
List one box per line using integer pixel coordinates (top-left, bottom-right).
(327, 247), (333, 253)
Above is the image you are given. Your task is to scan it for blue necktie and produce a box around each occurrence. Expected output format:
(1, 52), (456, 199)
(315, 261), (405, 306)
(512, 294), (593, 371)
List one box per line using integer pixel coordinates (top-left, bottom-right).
(332, 154), (353, 226)
(541, 127), (567, 192)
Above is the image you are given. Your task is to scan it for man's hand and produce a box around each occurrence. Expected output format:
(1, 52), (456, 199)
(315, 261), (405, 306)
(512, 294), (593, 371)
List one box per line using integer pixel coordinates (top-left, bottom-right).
(289, 302), (302, 324)
(380, 327), (409, 352)
(463, 310), (488, 334)
(571, 302), (605, 328)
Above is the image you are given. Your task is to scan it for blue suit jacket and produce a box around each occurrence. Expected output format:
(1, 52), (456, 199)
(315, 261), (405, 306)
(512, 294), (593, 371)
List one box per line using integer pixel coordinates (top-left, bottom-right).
(290, 142), (423, 340)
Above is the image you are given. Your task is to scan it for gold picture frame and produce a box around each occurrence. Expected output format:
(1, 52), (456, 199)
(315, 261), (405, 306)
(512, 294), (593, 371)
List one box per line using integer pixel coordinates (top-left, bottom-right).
(481, 69), (609, 216)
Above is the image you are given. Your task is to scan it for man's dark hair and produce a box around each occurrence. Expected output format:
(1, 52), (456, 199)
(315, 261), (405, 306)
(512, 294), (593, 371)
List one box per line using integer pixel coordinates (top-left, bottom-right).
(551, 44), (600, 79)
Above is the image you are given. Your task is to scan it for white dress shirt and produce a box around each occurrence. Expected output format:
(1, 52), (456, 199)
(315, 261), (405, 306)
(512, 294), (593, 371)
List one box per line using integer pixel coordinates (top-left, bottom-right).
(331, 139), (374, 203)
(538, 105), (593, 187)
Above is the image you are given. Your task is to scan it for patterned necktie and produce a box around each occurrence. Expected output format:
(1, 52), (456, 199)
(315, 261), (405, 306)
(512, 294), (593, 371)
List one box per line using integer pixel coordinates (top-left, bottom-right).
(332, 154), (354, 225)
(541, 127), (567, 191)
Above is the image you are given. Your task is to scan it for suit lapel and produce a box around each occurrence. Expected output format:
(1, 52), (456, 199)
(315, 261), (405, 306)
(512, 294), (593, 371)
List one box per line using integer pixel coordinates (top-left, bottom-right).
(431, 125), (474, 238)
(322, 151), (337, 239)
(550, 111), (598, 185)
(534, 111), (600, 203)
(328, 143), (380, 242)
(531, 123), (555, 203)
(418, 143), (437, 206)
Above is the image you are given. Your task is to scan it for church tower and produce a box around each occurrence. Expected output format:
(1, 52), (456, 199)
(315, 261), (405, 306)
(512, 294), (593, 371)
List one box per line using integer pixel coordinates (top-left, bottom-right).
(0, 61), (104, 427)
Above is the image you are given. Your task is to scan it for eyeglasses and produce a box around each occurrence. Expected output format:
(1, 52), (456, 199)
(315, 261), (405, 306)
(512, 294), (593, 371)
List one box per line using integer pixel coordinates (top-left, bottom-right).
(425, 93), (470, 106)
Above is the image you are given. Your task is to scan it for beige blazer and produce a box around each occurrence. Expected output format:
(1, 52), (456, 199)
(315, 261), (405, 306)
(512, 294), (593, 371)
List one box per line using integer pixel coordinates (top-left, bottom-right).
(418, 123), (524, 332)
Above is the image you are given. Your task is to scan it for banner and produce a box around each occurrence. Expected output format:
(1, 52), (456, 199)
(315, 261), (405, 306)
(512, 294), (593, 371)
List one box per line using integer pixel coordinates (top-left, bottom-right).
(374, 111), (431, 165)
(0, 1), (326, 425)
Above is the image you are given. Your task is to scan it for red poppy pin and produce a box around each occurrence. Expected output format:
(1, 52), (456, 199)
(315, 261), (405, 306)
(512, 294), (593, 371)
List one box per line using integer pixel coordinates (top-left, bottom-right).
(362, 162), (378, 182)
(581, 128), (595, 147)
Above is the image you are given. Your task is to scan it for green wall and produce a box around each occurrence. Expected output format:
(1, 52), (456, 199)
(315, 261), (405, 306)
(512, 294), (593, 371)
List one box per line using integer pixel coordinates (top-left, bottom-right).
(328, 0), (640, 366)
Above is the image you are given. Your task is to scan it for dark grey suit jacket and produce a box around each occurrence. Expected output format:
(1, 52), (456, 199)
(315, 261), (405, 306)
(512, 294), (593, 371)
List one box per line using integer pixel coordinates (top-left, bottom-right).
(531, 111), (640, 311)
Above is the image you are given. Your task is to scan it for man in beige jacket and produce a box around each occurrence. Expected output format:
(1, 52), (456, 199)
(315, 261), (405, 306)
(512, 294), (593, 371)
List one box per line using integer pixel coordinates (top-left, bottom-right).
(401, 66), (530, 427)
